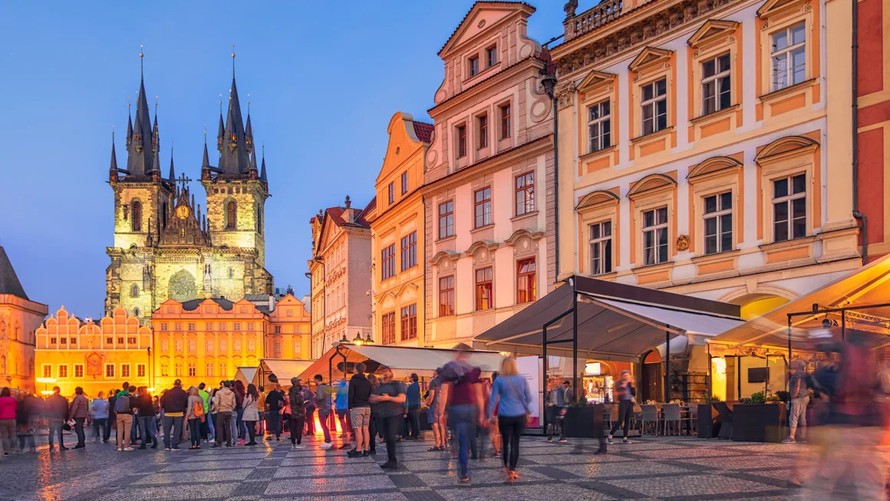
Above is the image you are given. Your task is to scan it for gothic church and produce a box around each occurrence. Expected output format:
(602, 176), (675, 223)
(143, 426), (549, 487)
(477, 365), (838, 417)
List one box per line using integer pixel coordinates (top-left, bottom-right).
(106, 63), (272, 321)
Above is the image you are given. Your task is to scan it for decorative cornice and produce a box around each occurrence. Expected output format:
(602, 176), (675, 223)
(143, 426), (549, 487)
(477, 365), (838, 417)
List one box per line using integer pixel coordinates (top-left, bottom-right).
(504, 229), (544, 246)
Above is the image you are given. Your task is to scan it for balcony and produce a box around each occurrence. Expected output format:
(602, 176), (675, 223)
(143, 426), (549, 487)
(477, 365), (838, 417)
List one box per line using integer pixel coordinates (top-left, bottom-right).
(565, 0), (624, 42)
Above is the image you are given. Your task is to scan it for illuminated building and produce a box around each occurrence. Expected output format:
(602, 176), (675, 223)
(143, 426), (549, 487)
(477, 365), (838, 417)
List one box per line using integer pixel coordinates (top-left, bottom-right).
(0, 246), (47, 393)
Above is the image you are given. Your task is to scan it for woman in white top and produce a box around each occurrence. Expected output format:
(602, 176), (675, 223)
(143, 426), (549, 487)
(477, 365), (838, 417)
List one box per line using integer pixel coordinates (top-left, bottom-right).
(242, 384), (260, 446)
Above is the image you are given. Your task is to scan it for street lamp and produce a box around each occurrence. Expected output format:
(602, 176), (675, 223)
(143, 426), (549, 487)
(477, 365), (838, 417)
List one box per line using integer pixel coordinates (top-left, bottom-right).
(339, 334), (348, 344)
(364, 333), (374, 344)
(352, 332), (364, 345)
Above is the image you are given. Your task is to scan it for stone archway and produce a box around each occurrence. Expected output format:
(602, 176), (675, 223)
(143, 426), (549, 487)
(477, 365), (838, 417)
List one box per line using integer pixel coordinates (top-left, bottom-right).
(168, 269), (197, 302)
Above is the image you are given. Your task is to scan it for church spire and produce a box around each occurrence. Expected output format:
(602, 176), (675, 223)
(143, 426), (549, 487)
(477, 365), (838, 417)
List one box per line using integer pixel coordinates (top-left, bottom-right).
(109, 130), (118, 182)
(125, 47), (155, 180)
(260, 145), (267, 183)
(218, 48), (250, 176)
(168, 145), (176, 182)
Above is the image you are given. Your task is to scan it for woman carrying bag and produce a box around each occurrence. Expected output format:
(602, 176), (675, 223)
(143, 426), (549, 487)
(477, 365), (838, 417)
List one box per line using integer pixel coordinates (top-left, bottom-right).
(487, 357), (532, 482)
(186, 386), (205, 450)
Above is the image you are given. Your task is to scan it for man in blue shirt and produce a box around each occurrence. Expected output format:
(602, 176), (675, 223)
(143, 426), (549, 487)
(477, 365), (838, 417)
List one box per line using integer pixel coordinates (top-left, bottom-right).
(405, 373), (422, 440)
(334, 378), (351, 440)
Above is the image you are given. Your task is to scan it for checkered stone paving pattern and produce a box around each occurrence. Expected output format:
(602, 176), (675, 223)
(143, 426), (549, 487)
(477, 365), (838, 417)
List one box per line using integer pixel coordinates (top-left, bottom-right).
(0, 433), (860, 500)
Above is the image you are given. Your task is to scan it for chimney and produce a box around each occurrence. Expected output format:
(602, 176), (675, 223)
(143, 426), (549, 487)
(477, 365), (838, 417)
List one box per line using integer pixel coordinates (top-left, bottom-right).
(343, 195), (355, 224)
(268, 294), (275, 312)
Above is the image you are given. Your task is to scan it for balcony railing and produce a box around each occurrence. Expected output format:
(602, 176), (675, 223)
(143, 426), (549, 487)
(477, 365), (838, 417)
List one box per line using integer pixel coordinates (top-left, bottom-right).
(566, 0), (625, 41)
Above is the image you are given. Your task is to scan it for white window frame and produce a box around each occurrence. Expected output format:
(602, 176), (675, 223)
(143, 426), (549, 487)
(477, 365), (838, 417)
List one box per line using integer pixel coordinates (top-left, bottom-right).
(58, 364), (69, 379)
(772, 173), (807, 242)
(589, 221), (613, 275)
(587, 100), (611, 153)
(702, 192), (733, 254)
(771, 22), (806, 91)
(105, 363), (115, 379)
(641, 79), (668, 135)
(642, 207), (669, 265)
(121, 363), (130, 378)
(701, 53), (732, 115)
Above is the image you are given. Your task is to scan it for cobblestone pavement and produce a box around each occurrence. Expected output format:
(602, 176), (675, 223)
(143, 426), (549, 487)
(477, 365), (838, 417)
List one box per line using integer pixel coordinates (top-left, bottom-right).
(0, 433), (869, 500)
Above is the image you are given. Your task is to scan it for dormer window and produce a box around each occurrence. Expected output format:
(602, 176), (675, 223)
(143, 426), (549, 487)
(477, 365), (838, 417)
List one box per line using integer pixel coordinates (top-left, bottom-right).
(486, 46), (497, 67)
(468, 56), (480, 77)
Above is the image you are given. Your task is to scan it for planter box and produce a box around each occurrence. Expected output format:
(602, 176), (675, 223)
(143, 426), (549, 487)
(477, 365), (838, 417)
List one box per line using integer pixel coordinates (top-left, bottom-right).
(697, 403), (718, 438)
(731, 403), (786, 443)
(563, 405), (604, 439)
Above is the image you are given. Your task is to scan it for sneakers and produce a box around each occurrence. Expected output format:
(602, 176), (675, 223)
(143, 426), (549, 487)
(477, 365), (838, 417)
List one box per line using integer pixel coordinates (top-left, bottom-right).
(346, 449), (363, 457)
(165, 447), (172, 451)
(363, 450), (371, 457)
(622, 438), (631, 444)
(782, 437), (796, 444)
(293, 444), (304, 449)
(122, 447), (134, 451)
(607, 434), (614, 445)
(320, 442), (333, 450)
(558, 438), (568, 443)
(380, 461), (398, 469)
(459, 476), (471, 484)
(547, 436), (553, 442)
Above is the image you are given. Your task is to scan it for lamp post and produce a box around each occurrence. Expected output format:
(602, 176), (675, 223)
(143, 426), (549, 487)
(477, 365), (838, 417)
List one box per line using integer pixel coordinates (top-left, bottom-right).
(147, 347), (152, 390)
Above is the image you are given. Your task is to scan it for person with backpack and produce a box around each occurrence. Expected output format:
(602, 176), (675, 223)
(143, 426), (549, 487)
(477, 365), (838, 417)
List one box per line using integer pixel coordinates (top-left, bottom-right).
(488, 357), (532, 481)
(113, 386), (135, 451)
(287, 378), (306, 449)
(439, 351), (485, 484)
(212, 381), (236, 447)
(135, 387), (157, 449)
(186, 386), (205, 449)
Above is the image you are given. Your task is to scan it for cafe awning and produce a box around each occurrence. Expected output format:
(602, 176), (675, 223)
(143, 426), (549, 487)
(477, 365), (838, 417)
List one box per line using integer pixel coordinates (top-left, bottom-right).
(474, 275), (744, 362)
(297, 344), (504, 381)
(709, 253), (890, 351)
(234, 366), (258, 386)
(259, 359), (314, 384)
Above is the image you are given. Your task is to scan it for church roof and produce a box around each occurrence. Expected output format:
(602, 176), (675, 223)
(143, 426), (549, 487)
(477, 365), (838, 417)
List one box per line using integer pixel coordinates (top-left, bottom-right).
(180, 297), (234, 311)
(0, 246), (29, 300)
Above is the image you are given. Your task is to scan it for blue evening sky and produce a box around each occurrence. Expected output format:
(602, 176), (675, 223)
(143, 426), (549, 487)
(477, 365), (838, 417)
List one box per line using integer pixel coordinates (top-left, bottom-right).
(0, 1), (567, 318)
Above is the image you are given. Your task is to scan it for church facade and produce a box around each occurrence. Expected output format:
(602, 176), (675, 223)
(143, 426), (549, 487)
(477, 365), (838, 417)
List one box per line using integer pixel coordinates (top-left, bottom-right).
(106, 67), (273, 322)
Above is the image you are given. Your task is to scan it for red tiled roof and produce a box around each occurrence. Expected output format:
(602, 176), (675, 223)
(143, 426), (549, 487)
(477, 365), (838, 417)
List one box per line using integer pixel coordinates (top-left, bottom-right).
(413, 121), (435, 143)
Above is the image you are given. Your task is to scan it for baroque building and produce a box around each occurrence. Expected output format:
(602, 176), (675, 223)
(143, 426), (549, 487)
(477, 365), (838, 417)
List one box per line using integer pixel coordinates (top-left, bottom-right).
(0, 246), (48, 393)
(106, 64), (272, 323)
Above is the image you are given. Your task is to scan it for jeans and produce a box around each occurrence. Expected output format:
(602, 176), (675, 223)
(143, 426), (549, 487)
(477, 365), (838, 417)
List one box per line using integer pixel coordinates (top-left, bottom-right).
(317, 410), (332, 443)
(498, 415), (525, 471)
(448, 404), (478, 479)
(48, 418), (65, 448)
(139, 416), (157, 446)
(546, 406), (565, 439)
(130, 414), (140, 443)
(73, 418), (86, 446)
(380, 414), (402, 463)
(208, 413), (216, 441)
(216, 412), (233, 445)
(609, 400), (634, 438)
(289, 416), (305, 445)
(407, 407), (421, 439)
(369, 414), (378, 451)
(92, 418), (108, 441)
(188, 418), (202, 447)
(232, 409), (241, 441)
(163, 415), (184, 449)
(115, 414), (132, 449)
(266, 411), (281, 438)
(104, 414), (114, 441)
(305, 408), (316, 434)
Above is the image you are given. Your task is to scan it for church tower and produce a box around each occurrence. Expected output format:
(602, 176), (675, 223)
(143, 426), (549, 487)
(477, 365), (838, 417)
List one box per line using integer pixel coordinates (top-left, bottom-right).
(106, 53), (175, 318)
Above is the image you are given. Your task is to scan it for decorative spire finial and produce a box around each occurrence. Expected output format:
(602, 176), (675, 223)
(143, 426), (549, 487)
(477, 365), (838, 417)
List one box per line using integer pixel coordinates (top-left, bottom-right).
(154, 95), (158, 115)
(139, 44), (144, 80)
(247, 93), (251, 115)
(203, 127), (207, 143)
(219, 94), (223, 114)
(231, 44), (236, 78)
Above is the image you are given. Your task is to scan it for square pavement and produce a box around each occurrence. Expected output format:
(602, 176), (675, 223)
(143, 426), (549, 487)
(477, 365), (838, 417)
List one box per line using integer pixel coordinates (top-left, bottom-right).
(0, 433), (851, 500)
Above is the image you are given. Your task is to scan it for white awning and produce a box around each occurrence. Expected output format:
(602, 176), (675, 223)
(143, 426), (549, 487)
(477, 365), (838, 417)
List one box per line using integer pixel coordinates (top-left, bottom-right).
(260, 359), (314, 383)
(594, 298), (745, 336)
(235, 367), (258, 385)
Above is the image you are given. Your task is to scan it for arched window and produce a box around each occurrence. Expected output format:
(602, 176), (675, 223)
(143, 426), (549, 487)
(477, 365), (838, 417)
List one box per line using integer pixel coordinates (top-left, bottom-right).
(130, 284), (139, 298)
(134, 307), (141, 318)
(225, 200), (237, 230)
(131, 200), (142, 232)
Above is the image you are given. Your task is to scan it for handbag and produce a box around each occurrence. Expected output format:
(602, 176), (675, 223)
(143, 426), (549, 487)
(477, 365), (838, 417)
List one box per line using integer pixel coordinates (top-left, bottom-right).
(63, 419), (75, 431)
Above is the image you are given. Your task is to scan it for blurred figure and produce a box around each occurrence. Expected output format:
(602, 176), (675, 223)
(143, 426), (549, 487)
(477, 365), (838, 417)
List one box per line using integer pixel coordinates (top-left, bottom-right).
(45, 386), (69, 451)
(69, 387), (89, 449)
(314, 375), (333, 449)
(90, 391), (109, 443)
(16, 392), (38, 453)
(405, 373), (421, 440)
(440, 350), (485, 484)
(608, 370), (636, 445)
(488, 357), (532, 481)
(287, 378), (306, 449)
(242, 384), (260, 446)
(785, 360), (810, 443)
(424, 368), (445, 451)
(0, 387), (17, 455)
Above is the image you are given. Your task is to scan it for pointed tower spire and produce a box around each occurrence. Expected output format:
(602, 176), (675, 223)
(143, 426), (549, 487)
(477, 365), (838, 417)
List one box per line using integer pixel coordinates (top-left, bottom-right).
(219, 48), (250, 176)
(126, 102), (133, 147)
(109, 129), (119, 182)
(152, 97), (159, 153)
(168, 145), (176, 182)
(245, 111), (254, 152)
(126, 46), (154, 179)
(260, 145), (267, 183)
(151, 147), (161, 177)
(217, 97), (225, 154)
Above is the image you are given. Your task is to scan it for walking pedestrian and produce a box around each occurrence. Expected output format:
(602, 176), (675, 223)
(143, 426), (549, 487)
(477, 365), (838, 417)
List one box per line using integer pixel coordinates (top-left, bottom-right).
(16, 392), (38, 453)
(242, 384), (260, 446)
(439, 351), (485, 484)
(69, 387), (89, 449)
(90, 392), (109, 443)
(212, 381), (236, 447)
(303, 383), (316, 437)
(347, 363), (372, 458)
(186, 386), (204, 450)
(488, 357), (532, 481)
(264, 383), (284, 441)
(287, 378), (306, 449)
(0, 387), (17, 455)
(197, 383), (211, 442)
(233, 380), (247, 444)
(545, 379), (568, 442)
(608, 370), (636, 445)
(367, 374), (380, 455)
(406, 374), (421, 440)
(160, 380), (188, 451)
(370, 366), (407, 469)
(45, 386), (69, 451)
(313, 375), (333, 449)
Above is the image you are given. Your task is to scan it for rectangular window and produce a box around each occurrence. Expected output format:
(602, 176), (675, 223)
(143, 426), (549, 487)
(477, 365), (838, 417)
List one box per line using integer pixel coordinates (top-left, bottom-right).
(589, 221), (613, 275)
(771, 22), (806, 91)
(117, 337), (124, 345)
(456, 125), (467, 158)
(381, 312), (396, 345)
(438, 200), (454, 239)
(121, 364), (130, 378)
(516, 258), (537, 304)
(127, 336), (136, 344)
(58, 365), (68, 378)
(773, 174), (807, 242)
(105, 364), (115, 378)
(174, 323), (181, 332)
(137, 364), (146, 378)
(161, 364), (169, 377)
(515, 172), (535, 216)
(247, 322), (254, 332)
(499, 103), (512, 139)
(703, 192), (733, 254)
(174, 362), (183, 377)
(60, 337), (66, 345)
(206, 363), (214, 377)
(381, 244), (396, 280)
(474, 187), (492, 228)
(206, 322), (213, 332)
(477, 114), (488, 149)
(702, 53), (731, 115)
(642, 207), (669, 265)
(400, 232), (417, 271)
(218, 363), (226, 378)
(187, 322), (196, 331)
(233, 322), (241, 331)
(42, 365), (52, 378)
(400, 304), (417, 341)
(400, 171), (408, 195)
(74, 364), (84, 378)
(641, 78), (668, 135)
(468, 55), (479, 76)
(50, 337), (57, 345)
(105, 337), (112, 345)
(475, 267), (493, 311)
(160, 323), (168, 331)
(188, 362), (196, 377)
(439, 275), (455, 317)
(274, 325), (282, 334)
(388, 182), (395, 205)
(486, 46), (497, 67)
(587, 100), (612, 153)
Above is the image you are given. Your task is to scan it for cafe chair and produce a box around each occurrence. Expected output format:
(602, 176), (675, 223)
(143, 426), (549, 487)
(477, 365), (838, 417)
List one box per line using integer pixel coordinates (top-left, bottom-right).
(662, 403), (681, 435)
(639, 404), (660, 436)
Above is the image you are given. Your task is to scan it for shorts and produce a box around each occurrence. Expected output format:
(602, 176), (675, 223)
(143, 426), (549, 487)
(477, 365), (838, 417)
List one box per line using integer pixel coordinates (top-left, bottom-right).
(349, 407), (371, 428)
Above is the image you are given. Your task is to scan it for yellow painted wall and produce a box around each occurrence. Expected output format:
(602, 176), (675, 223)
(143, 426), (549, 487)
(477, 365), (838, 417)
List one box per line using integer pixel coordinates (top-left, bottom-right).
(0, 294), (47, 393)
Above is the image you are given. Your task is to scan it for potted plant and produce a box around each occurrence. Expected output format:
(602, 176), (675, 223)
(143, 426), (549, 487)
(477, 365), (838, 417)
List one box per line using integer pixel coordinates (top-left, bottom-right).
(732, 391), (786, 442)
(563, 400), (604, 439)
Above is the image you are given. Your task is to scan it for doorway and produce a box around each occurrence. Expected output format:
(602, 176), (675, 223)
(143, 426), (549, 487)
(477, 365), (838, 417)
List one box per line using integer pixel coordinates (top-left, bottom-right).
(641, 350), (663, 402)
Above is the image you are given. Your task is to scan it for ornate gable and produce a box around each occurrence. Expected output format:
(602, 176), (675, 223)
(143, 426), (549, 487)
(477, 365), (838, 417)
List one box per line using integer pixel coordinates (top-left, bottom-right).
(688, 20), (739, 48)
(628, 47), (673, 72)
(576, 70), (617, 93)
(755, 135), (819, 164)
(577, 189), (620, 210)
(687, 156), (743, 180)
(627, 173), (677, 198)
(438, 2), (534, 57)
(757, 0), (810, 19)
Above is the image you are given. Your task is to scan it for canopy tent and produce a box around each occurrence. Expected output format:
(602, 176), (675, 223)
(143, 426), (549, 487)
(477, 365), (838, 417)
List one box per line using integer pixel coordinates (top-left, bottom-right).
(297, 344), (505, 382)
(709, 253), (890, 354)
(258, 359), (314, 387)
(234, 367), (258, 387)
